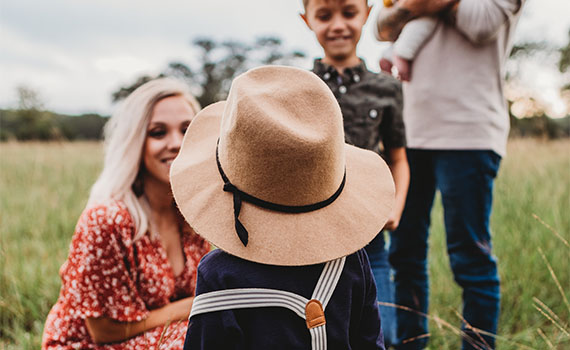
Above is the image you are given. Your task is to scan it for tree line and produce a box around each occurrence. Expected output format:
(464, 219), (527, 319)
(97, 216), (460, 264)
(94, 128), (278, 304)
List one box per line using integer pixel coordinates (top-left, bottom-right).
(1, 34), (569, 142)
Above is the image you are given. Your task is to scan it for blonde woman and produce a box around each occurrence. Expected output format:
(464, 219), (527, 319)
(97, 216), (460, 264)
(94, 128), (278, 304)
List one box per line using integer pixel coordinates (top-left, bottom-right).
(42, 78), (210, 350)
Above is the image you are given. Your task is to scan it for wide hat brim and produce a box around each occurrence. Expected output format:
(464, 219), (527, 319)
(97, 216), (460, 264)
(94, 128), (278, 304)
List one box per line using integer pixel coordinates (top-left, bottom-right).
(171, 102), (395, 266)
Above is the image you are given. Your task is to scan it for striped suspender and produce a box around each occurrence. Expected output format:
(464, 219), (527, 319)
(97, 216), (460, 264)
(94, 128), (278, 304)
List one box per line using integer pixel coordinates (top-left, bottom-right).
(189, 256), (346, 350)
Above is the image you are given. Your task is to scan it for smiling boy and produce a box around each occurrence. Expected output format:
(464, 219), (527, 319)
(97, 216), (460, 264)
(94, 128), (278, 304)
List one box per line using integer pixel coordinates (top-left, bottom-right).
(301, 1), (409, 347)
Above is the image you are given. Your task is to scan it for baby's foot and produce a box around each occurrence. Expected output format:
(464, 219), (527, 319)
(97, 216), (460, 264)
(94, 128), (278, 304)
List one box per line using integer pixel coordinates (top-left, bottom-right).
(380, 58), (393, 74)
(393, 55), (412, 82)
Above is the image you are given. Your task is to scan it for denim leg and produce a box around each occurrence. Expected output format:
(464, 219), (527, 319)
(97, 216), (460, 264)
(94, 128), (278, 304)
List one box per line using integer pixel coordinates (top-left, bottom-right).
(365, 232), (396, 347)
(435, 151), (501, 350)
(390, 149), (436, 350)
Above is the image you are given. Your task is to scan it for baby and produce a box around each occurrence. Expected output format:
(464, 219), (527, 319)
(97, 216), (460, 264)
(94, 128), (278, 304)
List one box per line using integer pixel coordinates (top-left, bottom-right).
(378, 0), (459, 81)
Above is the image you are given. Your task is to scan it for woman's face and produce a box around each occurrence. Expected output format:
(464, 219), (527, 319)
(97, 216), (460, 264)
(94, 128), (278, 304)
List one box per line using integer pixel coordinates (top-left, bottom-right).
(142, 95), (195, 186)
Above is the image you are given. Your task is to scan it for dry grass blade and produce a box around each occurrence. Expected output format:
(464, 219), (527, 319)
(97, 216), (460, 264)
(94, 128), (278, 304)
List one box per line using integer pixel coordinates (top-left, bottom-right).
(532, 213), (569, 249)
(448, 308), (538, 350)
(537, 247), (570, 313)
(156, 319), (186, 349)
(536, 328), (555, 349)
(157, 318), (172, 348)
(533, 297), (569, 333)
(533, 304), (570, 337)
(378, 302), (536, 350)
(401, 333), (430, 344)
(451, 309), (490, 350)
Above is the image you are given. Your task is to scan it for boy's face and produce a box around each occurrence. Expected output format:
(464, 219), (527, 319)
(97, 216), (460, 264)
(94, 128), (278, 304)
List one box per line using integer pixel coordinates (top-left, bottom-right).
(302, 0), (371, 64)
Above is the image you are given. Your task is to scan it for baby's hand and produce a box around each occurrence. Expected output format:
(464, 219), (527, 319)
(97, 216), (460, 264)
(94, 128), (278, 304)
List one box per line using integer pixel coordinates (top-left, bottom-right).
(393, 54), (412, 82)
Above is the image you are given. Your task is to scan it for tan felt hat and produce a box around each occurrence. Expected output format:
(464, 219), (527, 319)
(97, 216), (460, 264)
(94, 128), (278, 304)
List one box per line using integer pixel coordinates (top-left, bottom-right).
(170, 65), (394, 266)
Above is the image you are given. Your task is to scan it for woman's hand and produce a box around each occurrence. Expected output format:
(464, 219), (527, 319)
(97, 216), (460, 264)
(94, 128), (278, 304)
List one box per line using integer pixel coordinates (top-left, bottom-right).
(86, 296), (194, 344)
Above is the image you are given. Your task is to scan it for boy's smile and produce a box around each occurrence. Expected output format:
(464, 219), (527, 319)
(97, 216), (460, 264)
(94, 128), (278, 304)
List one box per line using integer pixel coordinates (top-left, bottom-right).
(302, 0), (371, 68)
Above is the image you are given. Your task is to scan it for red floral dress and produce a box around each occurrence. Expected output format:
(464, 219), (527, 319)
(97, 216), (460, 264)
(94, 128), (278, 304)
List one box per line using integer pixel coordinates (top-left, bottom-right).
(42, 201), (210, 350)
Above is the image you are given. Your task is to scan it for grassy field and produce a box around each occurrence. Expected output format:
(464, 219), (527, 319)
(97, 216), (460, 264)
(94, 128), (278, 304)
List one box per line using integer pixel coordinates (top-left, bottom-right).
(1, 139), (568, 349)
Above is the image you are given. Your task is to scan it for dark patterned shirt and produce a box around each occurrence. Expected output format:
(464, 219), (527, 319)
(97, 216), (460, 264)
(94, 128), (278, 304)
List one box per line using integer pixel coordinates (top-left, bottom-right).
(312, 59), (406, 157)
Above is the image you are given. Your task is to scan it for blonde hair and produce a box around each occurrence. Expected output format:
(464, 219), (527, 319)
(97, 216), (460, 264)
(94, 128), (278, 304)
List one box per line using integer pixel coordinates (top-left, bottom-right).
(87, 78), (201, 241)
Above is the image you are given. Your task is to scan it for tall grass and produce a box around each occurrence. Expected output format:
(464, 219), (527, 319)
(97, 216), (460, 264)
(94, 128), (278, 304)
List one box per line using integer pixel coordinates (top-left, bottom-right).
(426, 139), (569, 349)
(0, 139), (568, 349)
(0, 142), (102, 349)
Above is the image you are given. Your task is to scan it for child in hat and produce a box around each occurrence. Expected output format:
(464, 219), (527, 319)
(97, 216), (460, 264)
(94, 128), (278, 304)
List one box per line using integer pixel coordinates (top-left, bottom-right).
(171, 65), (395, 349)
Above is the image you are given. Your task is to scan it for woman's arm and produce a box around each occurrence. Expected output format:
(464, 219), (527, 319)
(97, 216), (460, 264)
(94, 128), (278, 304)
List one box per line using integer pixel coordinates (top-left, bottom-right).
(384, 147), (409, 231)
(86, 296), (193, 344)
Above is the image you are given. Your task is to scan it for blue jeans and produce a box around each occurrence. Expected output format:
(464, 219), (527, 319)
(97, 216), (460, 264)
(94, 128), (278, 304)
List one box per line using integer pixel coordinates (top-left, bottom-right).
(390, 149), (501, 350)
(365, 232), (397, 347)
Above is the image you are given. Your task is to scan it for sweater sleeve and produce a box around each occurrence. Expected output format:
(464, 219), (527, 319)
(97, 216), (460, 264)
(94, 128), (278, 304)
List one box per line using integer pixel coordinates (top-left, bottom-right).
(455, 0), (523, 44)
(393, 16), (439, 60)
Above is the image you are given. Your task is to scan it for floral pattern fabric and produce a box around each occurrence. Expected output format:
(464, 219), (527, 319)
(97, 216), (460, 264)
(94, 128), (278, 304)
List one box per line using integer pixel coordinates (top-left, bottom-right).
(42, 201), (210, 350)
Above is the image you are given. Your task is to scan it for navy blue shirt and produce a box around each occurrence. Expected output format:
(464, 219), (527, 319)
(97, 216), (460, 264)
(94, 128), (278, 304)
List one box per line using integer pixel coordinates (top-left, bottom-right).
(184, 249), (385, 350)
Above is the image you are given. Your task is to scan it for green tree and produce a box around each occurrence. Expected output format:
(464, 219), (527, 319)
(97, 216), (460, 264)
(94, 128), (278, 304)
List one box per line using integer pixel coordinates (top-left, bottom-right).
(111, 75), (165, 102)
(506, 36), (570, 138)
(113, 35), (306, 107)
(559, 30), (570, 73)
(1, 86), (109, 141)
(559, 29), (570, 92)
(17, 85), (44, 111)
(12, 86), (56, 140)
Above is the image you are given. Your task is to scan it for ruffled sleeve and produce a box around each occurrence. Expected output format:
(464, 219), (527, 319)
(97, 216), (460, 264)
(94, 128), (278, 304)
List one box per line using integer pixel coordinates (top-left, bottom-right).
(58, 203), (149, 322)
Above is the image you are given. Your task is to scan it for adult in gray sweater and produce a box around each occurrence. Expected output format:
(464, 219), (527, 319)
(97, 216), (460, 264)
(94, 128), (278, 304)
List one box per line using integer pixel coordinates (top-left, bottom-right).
(375, 1), (525, 349)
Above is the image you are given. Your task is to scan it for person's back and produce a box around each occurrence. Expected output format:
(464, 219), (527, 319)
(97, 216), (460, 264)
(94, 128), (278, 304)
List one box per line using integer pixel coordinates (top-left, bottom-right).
(185, 249), (382, 349)
(400, 0), (523, 156)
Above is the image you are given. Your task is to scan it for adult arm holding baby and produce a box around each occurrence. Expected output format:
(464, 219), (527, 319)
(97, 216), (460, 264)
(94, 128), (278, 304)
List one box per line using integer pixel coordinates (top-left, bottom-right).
(376, 0), (458, 42)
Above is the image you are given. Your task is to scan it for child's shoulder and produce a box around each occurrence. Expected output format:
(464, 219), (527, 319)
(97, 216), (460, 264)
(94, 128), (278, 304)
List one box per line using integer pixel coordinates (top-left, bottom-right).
(197, 249), (256, 280)
(200, 249), (369, 272)
(198, 249), (237, 271)
(195, 249), (373, 297)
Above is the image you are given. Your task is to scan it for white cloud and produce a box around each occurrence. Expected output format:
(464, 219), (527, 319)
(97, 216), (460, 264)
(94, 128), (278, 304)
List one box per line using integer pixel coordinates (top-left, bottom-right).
(0, 0), (568, 115)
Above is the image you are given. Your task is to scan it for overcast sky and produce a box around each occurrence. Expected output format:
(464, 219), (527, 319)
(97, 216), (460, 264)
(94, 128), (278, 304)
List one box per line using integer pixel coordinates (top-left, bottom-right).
(1, 0), (568, 116)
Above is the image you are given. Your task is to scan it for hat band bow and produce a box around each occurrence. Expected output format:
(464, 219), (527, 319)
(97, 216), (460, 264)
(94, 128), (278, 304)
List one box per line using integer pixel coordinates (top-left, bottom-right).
(215, 141), (346, 247)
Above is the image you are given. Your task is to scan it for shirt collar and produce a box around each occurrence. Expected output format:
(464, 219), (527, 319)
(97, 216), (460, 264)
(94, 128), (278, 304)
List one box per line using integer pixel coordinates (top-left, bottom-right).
(312, 59), (367, 82)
